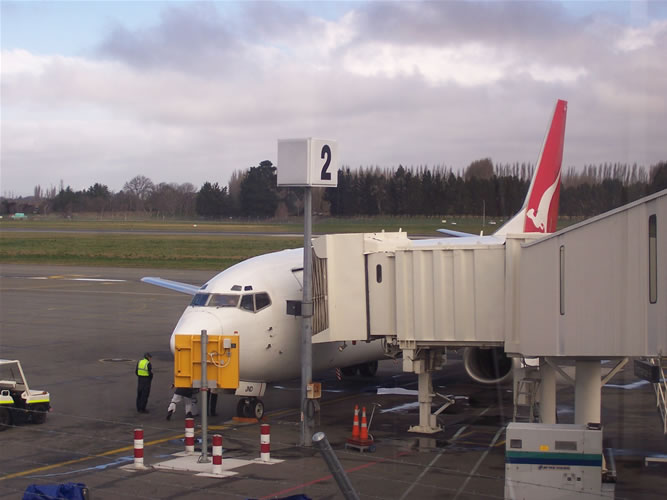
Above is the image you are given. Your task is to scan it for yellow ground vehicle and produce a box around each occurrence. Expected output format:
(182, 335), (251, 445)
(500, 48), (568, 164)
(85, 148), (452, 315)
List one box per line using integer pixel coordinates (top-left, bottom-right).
(0, 359), (51, 430)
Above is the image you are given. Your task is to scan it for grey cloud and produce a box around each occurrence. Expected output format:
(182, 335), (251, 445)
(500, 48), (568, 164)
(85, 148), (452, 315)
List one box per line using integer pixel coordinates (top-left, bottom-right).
(97, 3), (241, 74)
(353, 2), (581, 48)
(239, 1), (314, 41)
(3, 1), (666, 196)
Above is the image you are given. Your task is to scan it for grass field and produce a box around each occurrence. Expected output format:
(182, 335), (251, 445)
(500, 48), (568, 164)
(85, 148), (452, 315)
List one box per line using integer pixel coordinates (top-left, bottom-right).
(0, 215), (584, 270)
(0, 214), (492, 235)
(0, 233), (302, 270)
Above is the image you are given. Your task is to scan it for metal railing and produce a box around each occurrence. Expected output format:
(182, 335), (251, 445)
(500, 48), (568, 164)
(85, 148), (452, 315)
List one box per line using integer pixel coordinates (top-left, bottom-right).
(651, 357), (667, 435)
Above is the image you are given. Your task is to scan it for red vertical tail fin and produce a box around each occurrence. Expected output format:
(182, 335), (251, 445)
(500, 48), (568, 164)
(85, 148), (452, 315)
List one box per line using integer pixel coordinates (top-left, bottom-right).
(495, 99), (567, 235)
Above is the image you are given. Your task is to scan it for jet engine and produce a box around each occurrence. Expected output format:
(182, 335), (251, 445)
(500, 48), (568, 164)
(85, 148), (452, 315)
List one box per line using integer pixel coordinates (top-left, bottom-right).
(463, 346), (515, 385)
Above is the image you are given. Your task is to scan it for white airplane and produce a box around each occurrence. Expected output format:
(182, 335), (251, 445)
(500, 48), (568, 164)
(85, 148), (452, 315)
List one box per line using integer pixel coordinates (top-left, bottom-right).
(143, 99), (568, 419)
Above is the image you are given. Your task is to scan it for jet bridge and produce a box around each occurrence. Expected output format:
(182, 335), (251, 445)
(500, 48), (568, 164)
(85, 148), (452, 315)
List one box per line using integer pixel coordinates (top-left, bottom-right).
(311, 190), (666, 435)
(311, 232), (539, 346)
(311, 231), (537, 433)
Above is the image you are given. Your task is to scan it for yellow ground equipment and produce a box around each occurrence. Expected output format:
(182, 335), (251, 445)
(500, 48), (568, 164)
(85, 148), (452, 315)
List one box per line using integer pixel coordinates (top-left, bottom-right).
(0, 359), (51, 430)
(173, 335), (240, 389)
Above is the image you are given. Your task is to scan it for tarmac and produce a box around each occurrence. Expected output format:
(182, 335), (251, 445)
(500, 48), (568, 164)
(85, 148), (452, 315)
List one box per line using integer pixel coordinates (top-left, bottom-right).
(0, 263), (666, 499)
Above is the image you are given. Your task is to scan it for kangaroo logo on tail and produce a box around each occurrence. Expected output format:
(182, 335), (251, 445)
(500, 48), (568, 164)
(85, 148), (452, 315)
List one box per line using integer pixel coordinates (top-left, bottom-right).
(494, 99), (567, 236)
(526, 172), (561, 232)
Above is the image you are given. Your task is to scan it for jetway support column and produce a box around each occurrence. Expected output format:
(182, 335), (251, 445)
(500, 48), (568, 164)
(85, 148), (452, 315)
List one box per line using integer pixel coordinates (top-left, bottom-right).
(413, 370), (438, 433)
(539, 357), (557, 424)
(404, 347), (447, 434)
(575, 360), (601, 425)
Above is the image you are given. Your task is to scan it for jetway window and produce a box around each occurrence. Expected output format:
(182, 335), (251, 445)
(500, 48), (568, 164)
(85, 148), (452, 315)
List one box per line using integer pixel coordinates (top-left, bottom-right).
(376, 264), (383, 283)
(560, 245), (565, 315)
(649, 214), (657, 304)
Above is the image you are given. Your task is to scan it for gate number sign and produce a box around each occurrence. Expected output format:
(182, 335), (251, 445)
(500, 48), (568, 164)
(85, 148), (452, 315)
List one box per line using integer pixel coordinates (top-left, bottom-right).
(277, 138), (338, 187)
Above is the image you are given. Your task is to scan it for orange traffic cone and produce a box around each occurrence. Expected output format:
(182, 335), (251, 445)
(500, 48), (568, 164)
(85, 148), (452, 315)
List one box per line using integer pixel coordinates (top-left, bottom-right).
(360, 406), (369, 441)
(351, 404), (360, 438)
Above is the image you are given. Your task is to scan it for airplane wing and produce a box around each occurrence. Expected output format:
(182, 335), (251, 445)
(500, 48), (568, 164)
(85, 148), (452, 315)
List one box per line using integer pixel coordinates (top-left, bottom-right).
(141, 277), (200, 295)
(437, 228), (477, 238)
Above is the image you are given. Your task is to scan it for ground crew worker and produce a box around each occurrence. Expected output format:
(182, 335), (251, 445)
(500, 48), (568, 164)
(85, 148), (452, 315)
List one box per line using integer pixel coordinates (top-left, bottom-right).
(208, 390), (218, 417)
(136, 352), (153, 413)
(166, 386), (198, 420)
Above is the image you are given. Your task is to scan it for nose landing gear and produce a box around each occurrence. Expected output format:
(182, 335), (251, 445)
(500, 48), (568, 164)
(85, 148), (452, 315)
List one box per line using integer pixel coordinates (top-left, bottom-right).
(236, 397), (264, 419)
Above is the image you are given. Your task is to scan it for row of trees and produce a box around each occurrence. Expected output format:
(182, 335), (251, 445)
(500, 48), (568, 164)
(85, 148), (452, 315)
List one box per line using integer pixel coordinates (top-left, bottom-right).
(28, 179), (199, 217)
(2, 160), (665, 219)
(326, 161), (666, 218)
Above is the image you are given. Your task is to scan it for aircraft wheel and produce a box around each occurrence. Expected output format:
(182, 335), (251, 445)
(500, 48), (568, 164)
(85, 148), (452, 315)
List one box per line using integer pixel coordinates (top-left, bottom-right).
(236, 398), (249, 418)
(251, 399), (264, 420)
(0, 407), (11, 431)
(359, 361), (378, 377)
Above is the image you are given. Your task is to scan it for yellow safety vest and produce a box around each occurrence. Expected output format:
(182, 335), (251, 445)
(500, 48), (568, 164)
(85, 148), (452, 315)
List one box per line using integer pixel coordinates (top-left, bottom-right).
(137, 359), (150, 377)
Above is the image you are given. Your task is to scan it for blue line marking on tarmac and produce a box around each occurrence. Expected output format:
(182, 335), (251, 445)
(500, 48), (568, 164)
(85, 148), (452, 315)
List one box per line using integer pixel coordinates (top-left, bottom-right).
(25, 456), (133, 478)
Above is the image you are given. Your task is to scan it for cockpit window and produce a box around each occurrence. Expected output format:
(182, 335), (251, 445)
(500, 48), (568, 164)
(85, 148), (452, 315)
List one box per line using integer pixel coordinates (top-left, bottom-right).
(191, 293), (210, 306)
(240, 294), (254, 311)
(209, 294), (239, 307)
(255, 293), (271, 311)
(192, 291), (270, 312)
(238, 293), (272, 313)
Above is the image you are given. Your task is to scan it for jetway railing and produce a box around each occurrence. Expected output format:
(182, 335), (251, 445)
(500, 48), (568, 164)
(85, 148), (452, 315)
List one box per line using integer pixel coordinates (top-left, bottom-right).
(651, 357), (667, 435)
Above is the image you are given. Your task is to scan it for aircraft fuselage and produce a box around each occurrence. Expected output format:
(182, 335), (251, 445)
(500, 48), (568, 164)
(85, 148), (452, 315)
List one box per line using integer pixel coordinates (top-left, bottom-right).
(169, 248), (385, 383)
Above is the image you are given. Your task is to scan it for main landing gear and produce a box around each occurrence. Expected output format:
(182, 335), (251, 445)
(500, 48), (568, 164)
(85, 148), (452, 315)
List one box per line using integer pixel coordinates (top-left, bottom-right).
(236, 397), (264, 419)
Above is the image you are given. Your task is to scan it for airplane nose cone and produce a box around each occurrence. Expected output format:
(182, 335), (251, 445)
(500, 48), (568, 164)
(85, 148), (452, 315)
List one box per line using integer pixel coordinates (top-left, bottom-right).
(174, 310), (224, 335)
(170, 310), (223, 352)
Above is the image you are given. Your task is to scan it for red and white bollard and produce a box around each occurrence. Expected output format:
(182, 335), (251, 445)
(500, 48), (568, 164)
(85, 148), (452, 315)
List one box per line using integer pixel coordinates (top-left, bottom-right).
(260, 424), (271, 462)
(212, 434), (223, 475)
(252, 423), (282, 464)
(133, 428), (145, 469)
(185, 417), (195, 454)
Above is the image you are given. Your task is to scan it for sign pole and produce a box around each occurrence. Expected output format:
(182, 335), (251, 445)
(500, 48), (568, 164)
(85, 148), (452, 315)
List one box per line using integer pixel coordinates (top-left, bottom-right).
(199, 329), (210, 463)
(276, 137), (338, 447)
(301, 186), (314, 446)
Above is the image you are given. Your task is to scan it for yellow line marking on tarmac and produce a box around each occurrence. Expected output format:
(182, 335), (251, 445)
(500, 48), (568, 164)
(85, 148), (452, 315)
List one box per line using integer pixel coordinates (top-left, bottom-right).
(0, 391), (363, 481)
(0, 426), (233, 482)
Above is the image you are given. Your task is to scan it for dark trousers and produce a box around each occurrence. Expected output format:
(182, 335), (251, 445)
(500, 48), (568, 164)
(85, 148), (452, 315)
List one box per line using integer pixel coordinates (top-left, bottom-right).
(136, 377), (152, 411)
(207, 391), (218, 416)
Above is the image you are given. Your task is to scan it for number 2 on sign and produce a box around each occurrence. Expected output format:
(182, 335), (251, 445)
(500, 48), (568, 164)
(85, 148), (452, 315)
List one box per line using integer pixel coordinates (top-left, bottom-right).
(320, 145), (332, 181)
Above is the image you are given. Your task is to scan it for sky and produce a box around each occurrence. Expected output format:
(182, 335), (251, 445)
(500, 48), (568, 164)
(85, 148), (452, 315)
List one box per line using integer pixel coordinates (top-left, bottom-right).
(2, 0), (666, 197)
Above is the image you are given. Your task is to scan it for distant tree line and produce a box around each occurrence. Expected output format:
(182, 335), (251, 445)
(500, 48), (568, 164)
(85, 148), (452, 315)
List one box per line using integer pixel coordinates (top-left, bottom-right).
(2, 160), (665, 219)
(325, 160), (666, 218)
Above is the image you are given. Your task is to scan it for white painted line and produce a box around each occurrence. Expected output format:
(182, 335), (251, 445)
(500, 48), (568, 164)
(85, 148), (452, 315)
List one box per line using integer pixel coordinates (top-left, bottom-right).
(605, 380), (650, 390)
(152, 455), (249, 475)
(398, 408), (489, 500)
(453, 424), (505, 500)
(377, 388), (419, 396)
(68, 278), (127, 282)
(251, 457), (284, 465)
(380, 402), (419, 414)
(17, 276), (126, 282)
(197, 471), (238, 478)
